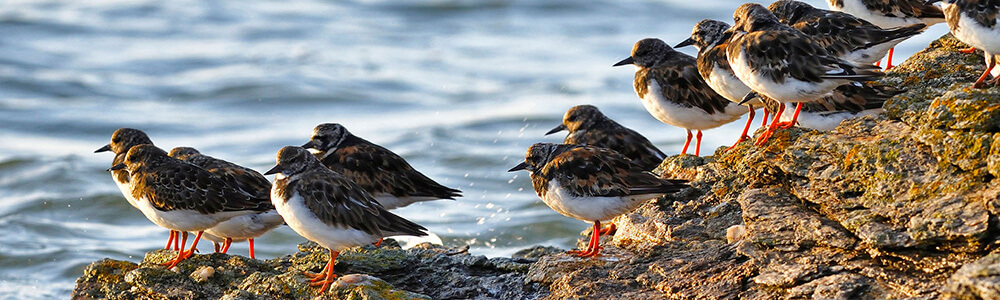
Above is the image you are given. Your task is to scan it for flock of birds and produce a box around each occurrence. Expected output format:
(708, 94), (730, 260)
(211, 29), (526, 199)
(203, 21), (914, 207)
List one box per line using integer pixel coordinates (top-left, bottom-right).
(95, 0), (999, 294)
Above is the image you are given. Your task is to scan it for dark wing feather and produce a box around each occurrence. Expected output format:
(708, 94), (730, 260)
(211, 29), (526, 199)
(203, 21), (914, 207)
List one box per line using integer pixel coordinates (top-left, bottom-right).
(136, 161), (267, 214)
(184, 155), (273, 201)
(567, 123), (666, 171)
(320, 137), (461, 199)
(642, 54), (731, 115)
(535, 147), (686, 198)
(289, 172), (426, 237)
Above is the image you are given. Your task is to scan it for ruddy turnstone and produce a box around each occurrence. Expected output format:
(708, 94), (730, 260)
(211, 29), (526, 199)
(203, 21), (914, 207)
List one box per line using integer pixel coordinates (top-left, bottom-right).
(508, 143), (687, 257)
(760, 82), (900, 131)
(676, 19), (767, 150)
(265, 146), (428, 292)
(770, 0), (928, 66)
(168, 147), (283, 259)
(95, 128), (181, 251)
(826, 0), (945, 68)
(727, 3), (884, 144)
(614, 38), (748, 156)
(545, 105), (667, 170)
(109, 144), (270, 269)
(301, 123), (461, 210)
(930, 0), (1000, 88)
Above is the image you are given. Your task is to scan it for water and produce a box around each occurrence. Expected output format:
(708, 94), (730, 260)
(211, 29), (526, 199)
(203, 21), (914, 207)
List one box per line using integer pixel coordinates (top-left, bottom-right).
(0, 0), (948, 298)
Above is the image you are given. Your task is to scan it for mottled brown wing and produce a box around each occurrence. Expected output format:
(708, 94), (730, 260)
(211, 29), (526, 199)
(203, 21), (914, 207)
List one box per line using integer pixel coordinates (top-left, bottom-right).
(791, 13), (877, 55)
(731, 30), (831, 83)
(185, 155), (272, 200)
(697, 42), (733, 81)
(570, 126), (666, 171)
(136, 162), (268, 214)
(962, 0), (1000, 28)
(290, 172), (426, 237)
(536, 147), (686, 198)
(321, 138), (461, 199)
(873, 0), (945, 19)
(645, 54), (731, 115)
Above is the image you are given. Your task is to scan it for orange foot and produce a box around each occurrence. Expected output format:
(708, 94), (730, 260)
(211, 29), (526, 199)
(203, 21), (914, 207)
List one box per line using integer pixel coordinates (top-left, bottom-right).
(960, 47), (977, 54)
(726, 135), (751, 151)
(160, 249), (195, 269)
(598, 223), (617, 236)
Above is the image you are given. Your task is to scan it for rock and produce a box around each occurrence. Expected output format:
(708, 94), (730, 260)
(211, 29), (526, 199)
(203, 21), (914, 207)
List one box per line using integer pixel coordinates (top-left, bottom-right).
(74, 34), (1000, 299)
(72, 241), (546, 300)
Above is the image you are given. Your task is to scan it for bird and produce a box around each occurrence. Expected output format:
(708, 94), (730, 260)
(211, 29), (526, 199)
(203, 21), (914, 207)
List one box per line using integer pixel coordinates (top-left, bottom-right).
(95, 128), (180, 251)
(264, 146), (428, 292)
(675, 19), (767, 150)
(930, 0), (1000, 88)
(168, 147), (283, 259)
(301, 123), (461, 210)
(508, 143), (687, 257)
(545, 104), (667, 170)
(770, 0), (928, 66)
(614, 38), (748, 156)
(109, 144), (271, 269)
(758, 82), (901, 131)
(825, 0), (945, 68)
(727, 3), (884, 145)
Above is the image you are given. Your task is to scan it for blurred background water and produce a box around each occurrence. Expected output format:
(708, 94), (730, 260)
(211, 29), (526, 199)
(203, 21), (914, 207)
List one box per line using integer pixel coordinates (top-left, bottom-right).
(0, 0), (948, 298)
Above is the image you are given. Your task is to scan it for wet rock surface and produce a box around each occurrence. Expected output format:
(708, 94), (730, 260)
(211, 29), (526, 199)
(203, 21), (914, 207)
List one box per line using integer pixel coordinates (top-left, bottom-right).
(74, 34), (1000, 299)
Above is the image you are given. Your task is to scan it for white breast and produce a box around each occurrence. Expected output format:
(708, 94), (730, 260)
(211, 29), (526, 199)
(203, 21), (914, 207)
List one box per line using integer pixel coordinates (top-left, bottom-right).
(730, 49), (844, 103)
(706, 63), (759, 107)
(134, 196), (252, 232)
(776, 102), (883, 131)
(272, 189), (379, 251)
(950, 10), (1000, 54)
(540, 179), (661, 222)
(639, 79), (746, 130)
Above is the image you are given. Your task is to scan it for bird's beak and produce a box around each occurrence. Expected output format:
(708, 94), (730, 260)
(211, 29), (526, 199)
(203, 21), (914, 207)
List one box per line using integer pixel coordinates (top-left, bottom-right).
(107, 163), (125, 172)
(613, 56), (634, 67)
(95, 144), (112, 153)
(264, 164), (283, 175)
(507, 162), (529, 172)
(675, 38), (696, 48)
(545, 124), (567, 136)
(740, 91), (759, 105)
(301, 140), (316, 149)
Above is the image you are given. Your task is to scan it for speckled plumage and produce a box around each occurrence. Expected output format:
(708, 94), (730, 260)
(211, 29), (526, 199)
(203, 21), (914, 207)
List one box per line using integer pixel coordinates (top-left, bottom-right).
(546, 105), (666, 170)
(727, 3), (884, 102)
(266, 146), (427, 291)
(615, 38), (748, 156)
(935, 0), (1000, 87)
(302, 123), (461, 210)
(827, 0), (945, 27)
(96, 128), (155, 209)
(168, 147), (281, 258)
(770, 0), (927, 66)
(508, 143), (687, 257)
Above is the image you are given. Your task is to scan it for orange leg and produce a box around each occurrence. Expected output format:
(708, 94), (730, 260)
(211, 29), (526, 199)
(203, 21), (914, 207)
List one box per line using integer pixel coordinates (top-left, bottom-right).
(598, 223), (617, 236)
(727, 105), (755, 151)
(960, 47), (977, 54)
(694, 130), (703, 157)
(974, 60), (996, 89)
(755, 103), (786, 146)
(212, 242), (221, 253)
(165, 230), (176, 250)
(577, 220), (604, 257)
(775, 103), (802, 129)
(885, 48), (895, 70)
(307, 250), (340, 292)
(173, 232), (180, 251)
(162, 231), (204, 269)
(373, 238), (384, 248)
(680, 130), (693, 155)
(220, 238), (233, 254)
(248, 238), (256, 259)
(761, 107), (769, 127)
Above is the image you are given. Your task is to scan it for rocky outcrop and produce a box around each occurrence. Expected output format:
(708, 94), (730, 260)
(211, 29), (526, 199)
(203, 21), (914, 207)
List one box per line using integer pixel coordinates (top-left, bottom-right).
(72, 241), (549, 299)
(73, 34), (1000, 299)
